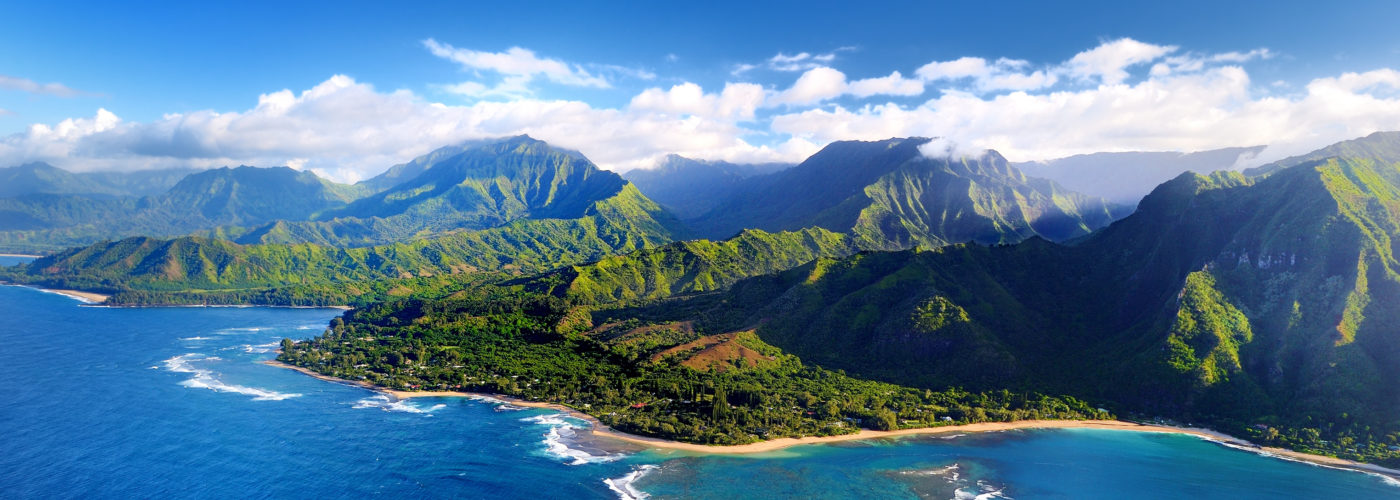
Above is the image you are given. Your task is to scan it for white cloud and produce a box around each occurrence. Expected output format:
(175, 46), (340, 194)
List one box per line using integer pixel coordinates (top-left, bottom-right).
(918, 137), (986, 160)
(916, 57), (1057, 92)
(916, 57), (996, 80)
(848, 71), (925, 97)
(629, 82), (765, 120)
(1210, 48), (1274, 64)
(735, 49), (850, 74)
(771, 65), (1400, 165)
(770, 67), (923, 106)
(6, 37), (1399, 188)
(768, 52), (830, 72)
(0, 75), (96, 98)
(1065, 38), (1177, 84)
(771, 67), (849, 105)
(1154, 48), (1274, 77)
(423, 39), (609, 88)
(0, 75), (806, 182)
(916, 39), (1269, 94)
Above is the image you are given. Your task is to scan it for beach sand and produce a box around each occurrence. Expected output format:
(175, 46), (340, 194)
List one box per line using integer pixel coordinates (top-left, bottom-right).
(264, 360), (1400, 480)
(0, 253), (43, 258)
(45, 289), (111, 304)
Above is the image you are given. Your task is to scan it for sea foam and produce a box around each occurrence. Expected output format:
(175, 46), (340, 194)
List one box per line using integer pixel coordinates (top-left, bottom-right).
(604, 465), (658, 500)
(239, 342), (280, 354)
(467, 395), (525, 411)
(953, 480), (1009, 500)
(162, 354), (301, 401)
(352, 394), (446, 414)
(521, 414), (624, 465)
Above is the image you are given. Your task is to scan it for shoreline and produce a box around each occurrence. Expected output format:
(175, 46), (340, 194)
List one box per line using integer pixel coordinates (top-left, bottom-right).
(2, 282), (351, 309)
(0, 253), (43, 258)
(37, 287), (110, 304)
(263, 360), (1400, 480)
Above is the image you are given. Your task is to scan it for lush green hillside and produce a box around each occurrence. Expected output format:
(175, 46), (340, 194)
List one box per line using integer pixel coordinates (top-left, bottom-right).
(687, 137), (1128, 247)
(522, 227), (858, 304)
(0, 136), (660, 252)
(226, 136), (669, 247)
(355, 141), (483, 193)
(323, 136), (627, 230)
(623, 155), (792, 218)
(278, 287), (1109, 445)
(587, 152), (1400, 464)
(0, 182), (682, 301)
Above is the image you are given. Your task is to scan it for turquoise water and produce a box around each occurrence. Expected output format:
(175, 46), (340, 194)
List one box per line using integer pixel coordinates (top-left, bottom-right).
(2, 255), (1397, 498)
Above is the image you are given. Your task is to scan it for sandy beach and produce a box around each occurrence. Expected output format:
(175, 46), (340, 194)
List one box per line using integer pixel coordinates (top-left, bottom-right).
(45, 289), (111, 304)
(0, 253), (43, 258)
(264, 360), (1400, 480)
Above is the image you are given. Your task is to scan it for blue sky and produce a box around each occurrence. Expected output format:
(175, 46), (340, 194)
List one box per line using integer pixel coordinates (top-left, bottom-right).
(4, 1), (1400, 181)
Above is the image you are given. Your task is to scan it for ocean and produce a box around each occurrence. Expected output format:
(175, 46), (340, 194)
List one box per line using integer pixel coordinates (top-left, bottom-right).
(2, 256), (1397, 499)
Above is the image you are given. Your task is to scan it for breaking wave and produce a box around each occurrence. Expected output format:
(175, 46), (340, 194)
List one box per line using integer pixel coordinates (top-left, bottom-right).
(520, 414), (623, 465)
(604, 465), (658, 499)
(352, 394), (446, 414)
(161, 354), (300, 401)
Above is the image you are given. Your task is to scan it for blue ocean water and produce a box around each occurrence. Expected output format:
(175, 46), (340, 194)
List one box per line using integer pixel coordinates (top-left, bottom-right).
(1, 255), (1397, 499)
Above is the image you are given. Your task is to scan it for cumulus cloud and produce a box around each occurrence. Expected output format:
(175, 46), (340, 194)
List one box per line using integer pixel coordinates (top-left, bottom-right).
(628, 82), (765, 120)
(771, 65), (1400, 165)
(0, 75), (810, 182)
(1065, 38), (1177, 84)
(770, 67), (923, 106)
(0, 75), (97, 98)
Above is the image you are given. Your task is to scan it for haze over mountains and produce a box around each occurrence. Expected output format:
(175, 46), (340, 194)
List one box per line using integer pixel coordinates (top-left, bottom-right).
(1014, 146), (1267, 205)
(622, 155), (792, 218)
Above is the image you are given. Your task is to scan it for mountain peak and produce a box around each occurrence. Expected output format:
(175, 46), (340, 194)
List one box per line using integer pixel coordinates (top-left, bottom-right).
(325, 135), (632, 233)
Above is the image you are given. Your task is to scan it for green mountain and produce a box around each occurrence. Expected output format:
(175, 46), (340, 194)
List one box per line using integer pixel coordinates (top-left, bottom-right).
(581, 142), (1400, 462)
(1, 163), (685, 302)
(146, 166), (358, 226)
(355, 140), (490, 193)
(327, 136), (628, 229)
(226, 136), (669, 247)
(523, 227), (858, 305)
(623, 155), (792, 218)
(688, 137), (1128, 248)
